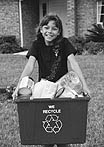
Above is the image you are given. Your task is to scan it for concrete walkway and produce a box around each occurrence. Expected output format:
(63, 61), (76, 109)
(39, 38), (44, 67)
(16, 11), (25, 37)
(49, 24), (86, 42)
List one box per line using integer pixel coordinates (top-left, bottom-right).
(13, 51), (28, 55)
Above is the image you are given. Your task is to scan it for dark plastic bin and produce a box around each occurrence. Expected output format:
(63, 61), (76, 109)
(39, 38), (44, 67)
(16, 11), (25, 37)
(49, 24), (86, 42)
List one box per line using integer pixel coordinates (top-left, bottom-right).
(15, 97), (90, 145)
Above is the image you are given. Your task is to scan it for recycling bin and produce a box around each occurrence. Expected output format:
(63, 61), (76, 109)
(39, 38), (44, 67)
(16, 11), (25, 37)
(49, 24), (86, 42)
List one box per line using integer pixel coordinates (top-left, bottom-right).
(15, 97), (90, 145)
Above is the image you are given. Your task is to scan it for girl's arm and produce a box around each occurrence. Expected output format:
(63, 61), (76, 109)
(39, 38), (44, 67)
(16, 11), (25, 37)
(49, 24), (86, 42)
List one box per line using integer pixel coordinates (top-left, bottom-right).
(12, 56), (36, 99)
(67, 54), (90, 96)
(18, 56), (36, 82)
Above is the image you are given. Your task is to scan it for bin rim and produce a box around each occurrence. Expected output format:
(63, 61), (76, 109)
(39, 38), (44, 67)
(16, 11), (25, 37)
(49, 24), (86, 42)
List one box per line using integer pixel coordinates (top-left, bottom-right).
(14, 96), (90, 103)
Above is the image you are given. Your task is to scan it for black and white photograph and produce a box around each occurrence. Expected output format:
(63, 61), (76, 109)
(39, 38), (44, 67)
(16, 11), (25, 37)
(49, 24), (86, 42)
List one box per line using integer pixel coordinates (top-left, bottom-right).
(0, 0), (104, 147)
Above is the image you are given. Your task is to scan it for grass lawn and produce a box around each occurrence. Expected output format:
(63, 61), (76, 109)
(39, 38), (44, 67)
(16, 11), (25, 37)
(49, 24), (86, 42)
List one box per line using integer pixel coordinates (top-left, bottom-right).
(0, 54), (104, 147)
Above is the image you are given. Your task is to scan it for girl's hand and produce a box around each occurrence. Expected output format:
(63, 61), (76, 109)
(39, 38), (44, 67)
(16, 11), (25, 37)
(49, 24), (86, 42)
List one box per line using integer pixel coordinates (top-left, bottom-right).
(12, 87), (19, 100)
(83, 86), (91, 97)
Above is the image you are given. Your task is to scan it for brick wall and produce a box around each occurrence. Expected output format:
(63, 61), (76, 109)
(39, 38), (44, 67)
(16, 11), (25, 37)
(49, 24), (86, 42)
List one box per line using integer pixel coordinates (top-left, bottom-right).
(67, 0), (96, 37)
(0, 0), (97, 49)
(0, 0), (20, 42)
(75, 0), (97, 37)
(0, 0), (39, 49)
(22, 0), (39, 49)
(67, 0), (76, 37)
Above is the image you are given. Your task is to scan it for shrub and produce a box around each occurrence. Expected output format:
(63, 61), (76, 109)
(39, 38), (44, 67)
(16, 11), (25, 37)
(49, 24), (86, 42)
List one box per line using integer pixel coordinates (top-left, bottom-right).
(0, 35), (27, 54)
(85, 23), (104, 42)
(68, 36), (87, 55)
(68, 35), (104, 55)
(84, 23), (104, 55)
(84, 41), (104, 55)
(0, 35), (17, 44)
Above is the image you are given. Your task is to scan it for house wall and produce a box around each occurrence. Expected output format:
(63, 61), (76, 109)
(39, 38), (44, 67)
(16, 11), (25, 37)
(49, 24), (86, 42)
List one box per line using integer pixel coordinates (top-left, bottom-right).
(0, 0), (97, 49)
(75, 0), (97, 37)
(22, 0), (39, 49)
(0, 0), (20, 42)
(48, 0), (68, 37)
(0, 0), (39, 49)
(67, 0), (76, 37)
(67, 0), (97, 37)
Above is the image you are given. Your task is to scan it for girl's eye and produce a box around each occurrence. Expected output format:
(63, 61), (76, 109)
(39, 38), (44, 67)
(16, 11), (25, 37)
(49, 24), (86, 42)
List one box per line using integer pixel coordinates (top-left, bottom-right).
(52, 27), (58, 31)
(43, 25), (58, 31)
(43, 26), (49, 30)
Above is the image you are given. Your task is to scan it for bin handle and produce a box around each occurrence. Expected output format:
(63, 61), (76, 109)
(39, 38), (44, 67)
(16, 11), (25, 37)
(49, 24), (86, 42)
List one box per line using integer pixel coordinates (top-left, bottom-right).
(54, 87), (65, 99)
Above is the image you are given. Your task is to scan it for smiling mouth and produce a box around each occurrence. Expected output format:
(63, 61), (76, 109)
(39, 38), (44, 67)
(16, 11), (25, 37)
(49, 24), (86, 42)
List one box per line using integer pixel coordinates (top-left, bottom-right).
(45, 33), (54, 37)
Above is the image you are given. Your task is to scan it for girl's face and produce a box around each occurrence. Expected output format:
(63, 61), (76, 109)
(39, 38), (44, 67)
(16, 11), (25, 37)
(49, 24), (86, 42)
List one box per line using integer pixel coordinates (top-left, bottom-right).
(40, 20), (60, 45)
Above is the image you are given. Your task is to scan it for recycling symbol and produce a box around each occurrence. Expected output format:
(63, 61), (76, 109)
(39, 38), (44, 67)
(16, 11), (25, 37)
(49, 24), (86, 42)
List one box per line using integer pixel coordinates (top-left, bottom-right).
(42, 114), (62, 134)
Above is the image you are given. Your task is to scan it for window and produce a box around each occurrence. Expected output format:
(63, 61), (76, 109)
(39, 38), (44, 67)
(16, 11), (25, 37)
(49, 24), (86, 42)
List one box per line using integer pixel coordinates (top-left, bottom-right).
(42, 3), (47, 16)
(97, 0), (104, 24)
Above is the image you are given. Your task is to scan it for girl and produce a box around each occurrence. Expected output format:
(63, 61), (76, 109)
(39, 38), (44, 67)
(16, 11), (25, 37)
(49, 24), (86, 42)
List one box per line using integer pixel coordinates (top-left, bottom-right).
(12, 13), (90, 146)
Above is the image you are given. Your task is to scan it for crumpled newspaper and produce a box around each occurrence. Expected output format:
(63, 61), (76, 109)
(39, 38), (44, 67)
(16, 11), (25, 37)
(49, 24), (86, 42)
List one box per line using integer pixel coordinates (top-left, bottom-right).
(30, 71), (83, 99)
(30, 79), (58, 99)
(56, 71), (84, 98)
(57, 71), (83, 92)
(18, 71), (84, 100)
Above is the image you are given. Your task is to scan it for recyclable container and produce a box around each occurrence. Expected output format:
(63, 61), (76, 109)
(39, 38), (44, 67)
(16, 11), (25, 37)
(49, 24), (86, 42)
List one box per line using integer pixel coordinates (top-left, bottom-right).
(15, 96), (90, 145)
